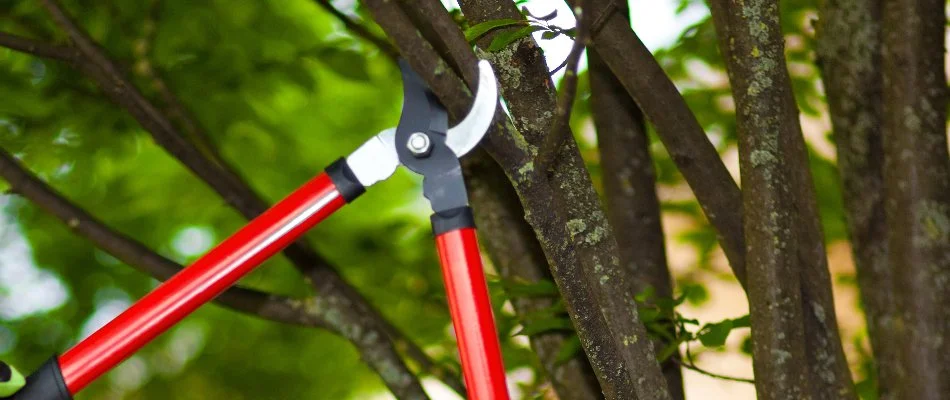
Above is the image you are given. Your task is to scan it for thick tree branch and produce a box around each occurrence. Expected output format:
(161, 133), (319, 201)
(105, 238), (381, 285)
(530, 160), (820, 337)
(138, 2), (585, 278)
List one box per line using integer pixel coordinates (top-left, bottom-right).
(880, 0), (950, 397)
(362, 1), (672, 398)
(397, 0), (479, 87)
(310, 0), (399, 61)
(567, 0), (747, 286)
(815, 0), (898, 397)
(589, 48), (683, 400)
(704, 0), (857, 398)
(0, 149), (337, 332)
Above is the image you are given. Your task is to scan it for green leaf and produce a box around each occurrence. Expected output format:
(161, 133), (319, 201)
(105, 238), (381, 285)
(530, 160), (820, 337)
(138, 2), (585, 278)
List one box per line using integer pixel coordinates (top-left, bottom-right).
(698, 320), (733, 347)
(463, 19), (524, 43)
(698, 315), (750, 347)
(731, 314), (751, 329)
(488, 25), (545, 51)
(740, 334), (754, 355)
(514, 317), (574, 337)
(541, 31), (559, 40)
(680, 282), (710, 306)
(555, 335), (582, 364)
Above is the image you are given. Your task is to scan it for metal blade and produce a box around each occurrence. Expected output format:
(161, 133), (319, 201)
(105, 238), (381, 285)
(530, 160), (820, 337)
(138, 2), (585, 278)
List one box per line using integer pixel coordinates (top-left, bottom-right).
(445, 60), (499, 157)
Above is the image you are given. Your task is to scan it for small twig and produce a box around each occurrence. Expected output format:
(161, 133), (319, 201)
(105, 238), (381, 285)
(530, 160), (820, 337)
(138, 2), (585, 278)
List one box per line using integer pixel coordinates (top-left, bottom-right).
(535, 2), (590, 173)
(312, 0), (400, 61)
(672, 343), (755, 384)
(550, 56), (571, 75)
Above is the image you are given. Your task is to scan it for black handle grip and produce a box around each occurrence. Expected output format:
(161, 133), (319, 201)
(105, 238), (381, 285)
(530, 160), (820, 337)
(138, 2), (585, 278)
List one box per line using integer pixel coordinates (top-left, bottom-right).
(1, 358), (71, 400)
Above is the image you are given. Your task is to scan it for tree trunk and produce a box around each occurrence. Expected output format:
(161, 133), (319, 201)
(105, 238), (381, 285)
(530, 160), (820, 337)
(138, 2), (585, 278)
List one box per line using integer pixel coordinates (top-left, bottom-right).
(816, 1), (899, 397)
(589, 49), (683, 400)
(880, 0), (950, 397)
(704, 0), (857, 397)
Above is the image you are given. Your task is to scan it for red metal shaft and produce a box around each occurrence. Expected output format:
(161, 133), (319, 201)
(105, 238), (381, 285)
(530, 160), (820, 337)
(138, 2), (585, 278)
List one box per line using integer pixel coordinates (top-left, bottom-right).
(59, 173), (346, 394)
(435, 228), (509, 400)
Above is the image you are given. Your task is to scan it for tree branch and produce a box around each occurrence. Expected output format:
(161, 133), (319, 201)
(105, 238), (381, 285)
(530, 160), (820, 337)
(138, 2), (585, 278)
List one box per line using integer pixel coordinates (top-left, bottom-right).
(312, 0), (399, 61)
(0, 149), (336, 332)
(815, 0), (897, 397)
(674, 345), (754, 385)
(589, 43), (684, 400)
(880, 0), (950, 396)
(704, 0), (857, 397)
(0, 31), (80, 63)
(535, 2), (588, 174)
(397, 0), (479, 86)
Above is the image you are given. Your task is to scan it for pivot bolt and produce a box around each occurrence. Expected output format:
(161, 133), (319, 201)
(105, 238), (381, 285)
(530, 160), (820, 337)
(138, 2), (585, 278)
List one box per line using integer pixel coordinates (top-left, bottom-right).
(407, 132), (432, 157)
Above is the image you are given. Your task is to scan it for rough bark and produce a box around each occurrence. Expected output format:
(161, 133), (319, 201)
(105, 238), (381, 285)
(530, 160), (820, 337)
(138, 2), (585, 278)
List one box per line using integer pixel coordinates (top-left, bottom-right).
(704, 0), (856, 398)
(880, 0), (950, 397)
(588, 49), (684, 400)
(361, 1), (672, 398)
(710, 2), (810, 397)
(815, 1), (898, 397)
(463, 151), (602, 400)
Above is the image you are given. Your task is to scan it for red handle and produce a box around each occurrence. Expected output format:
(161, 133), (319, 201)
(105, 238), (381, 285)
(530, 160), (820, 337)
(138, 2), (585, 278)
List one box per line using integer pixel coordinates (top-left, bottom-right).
(59, 172), (347, 394)
(435, 228), (510, 400)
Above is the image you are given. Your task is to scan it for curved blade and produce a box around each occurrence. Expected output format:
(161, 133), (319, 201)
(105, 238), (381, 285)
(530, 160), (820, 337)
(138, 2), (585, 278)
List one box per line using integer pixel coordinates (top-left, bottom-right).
(445, 60), (499, 157)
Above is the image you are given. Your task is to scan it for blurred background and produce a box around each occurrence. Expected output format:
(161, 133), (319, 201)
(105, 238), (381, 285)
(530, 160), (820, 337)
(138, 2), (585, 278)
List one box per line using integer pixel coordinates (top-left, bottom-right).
(0, 0), (897, 398)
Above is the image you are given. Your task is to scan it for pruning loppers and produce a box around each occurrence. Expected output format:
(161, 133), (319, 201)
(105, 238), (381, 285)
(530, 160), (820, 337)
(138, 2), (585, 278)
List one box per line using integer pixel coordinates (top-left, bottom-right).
(3, 60), (509, 400)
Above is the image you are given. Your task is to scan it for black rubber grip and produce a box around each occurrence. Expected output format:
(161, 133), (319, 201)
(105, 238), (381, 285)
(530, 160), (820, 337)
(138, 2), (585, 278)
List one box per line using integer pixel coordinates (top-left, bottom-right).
(431, 206), (476, 235)
(325, 158), (365, 203)
(5, 358), (71, 400)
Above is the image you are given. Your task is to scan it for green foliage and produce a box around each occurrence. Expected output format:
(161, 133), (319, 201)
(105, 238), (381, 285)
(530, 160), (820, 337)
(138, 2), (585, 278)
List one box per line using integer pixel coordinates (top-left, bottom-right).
(464, 19), (525, 43)
(488, 25), (546, 51)
(635, 287), (750, 361)
(470, 13), (575, 53)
